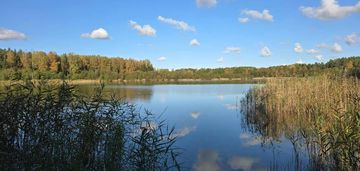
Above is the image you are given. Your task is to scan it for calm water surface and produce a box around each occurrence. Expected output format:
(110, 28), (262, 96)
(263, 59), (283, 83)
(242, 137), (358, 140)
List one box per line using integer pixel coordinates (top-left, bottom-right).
(80, 84), (307, 171)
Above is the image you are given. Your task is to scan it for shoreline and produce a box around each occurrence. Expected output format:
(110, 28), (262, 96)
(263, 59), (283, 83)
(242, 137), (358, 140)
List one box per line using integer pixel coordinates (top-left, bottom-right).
(0, 77), (275, 85)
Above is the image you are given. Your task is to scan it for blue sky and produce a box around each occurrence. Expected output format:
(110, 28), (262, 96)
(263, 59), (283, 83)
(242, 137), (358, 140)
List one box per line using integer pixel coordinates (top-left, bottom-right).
(0, 0), (360, 69)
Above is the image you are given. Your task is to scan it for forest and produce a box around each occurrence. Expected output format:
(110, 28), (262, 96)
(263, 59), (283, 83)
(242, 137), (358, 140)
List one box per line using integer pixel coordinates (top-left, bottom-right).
(0, 48), (359, 81)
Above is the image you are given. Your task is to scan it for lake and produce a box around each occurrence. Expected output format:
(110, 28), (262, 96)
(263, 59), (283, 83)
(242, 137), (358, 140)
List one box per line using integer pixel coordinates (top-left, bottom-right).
(79, 84), (308, 171)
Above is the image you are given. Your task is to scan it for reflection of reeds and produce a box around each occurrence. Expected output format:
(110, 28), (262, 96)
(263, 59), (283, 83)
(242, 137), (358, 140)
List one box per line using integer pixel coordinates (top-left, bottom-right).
(0, 81), (180, 170)
(241, 75), (360, 170)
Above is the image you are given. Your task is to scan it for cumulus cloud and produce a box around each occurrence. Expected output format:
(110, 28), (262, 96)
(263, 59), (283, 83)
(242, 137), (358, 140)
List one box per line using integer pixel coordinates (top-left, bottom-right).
(300, 0), (360, 20)
(306, 49), (319, 54)
(157, 56), (166, 61)
(196, 0), (217, 8)
(0, 28), (26, 40)
(190, 39), (200, 46)
(129, 20), (156, 36)
(81, 28), (109, 39)
(217, 57), (224, 63)
(240, 9), (274, 22)
(294, 43), (304, 53)
(332, 43), (343, 52)
(315, 55), (324, 62)
(317, 43), (343, 53)
(345, 33), (360, 45)
(238, 17), (250, 23)
(158, 16), (196, 32)
(260, 46), (272, 57)
(224, 47), (241, 54)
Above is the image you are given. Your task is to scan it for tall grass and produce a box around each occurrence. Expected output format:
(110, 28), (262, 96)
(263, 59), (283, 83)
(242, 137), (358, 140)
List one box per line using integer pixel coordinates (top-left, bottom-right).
(241, 75), (360, 170)
(0, 81), (180, 170)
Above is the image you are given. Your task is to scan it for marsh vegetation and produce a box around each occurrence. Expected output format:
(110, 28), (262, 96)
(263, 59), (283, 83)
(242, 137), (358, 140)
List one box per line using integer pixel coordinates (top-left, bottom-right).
(0, 81), (180, 170)
(241, 75), (360, 170)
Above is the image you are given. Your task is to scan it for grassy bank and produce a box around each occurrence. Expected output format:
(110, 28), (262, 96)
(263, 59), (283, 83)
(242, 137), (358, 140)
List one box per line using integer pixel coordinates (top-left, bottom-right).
(241, 75), (360, 170)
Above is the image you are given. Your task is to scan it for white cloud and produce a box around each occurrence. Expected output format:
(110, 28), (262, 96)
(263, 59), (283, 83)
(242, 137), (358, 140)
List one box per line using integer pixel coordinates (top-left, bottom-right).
(158, 16), (196, 32)
(306, 49), (319, 54)
(241, 9), (274, 22)
(300, 0), (360, 20)
(315, 55), (324, 62)
(345, 33), (360, 45)
(129, 20), (156, 36)
(238, 17), (249, 23)
(296, 59), (304, 64)
(0, 28), (26, 40)
(332, 43), (343, 52)
(294, 43), (303, 53)
(317, 42), (343, 53)
(196, 0), (217, 8)
(81, 28), (109, 39)
(224, 47), (241, 54)
(157, 56), (166, 61)
(217, 57), (224, 63)
(260, 46), (272, 57)
(190, 39), (200, 46)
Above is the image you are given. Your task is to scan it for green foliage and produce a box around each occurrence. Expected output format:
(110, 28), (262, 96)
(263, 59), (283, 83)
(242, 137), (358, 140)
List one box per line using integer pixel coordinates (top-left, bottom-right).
(0, 48), (359, 81)
(0, 49), (154, 80)
(0, 81), (180, 170)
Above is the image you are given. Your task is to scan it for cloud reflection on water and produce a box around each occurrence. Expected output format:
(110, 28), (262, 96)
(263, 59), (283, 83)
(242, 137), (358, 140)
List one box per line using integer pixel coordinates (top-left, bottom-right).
(224, 104), (239, 110)
(172, 126), (197, 138)
(217, 94), (225, 101)
(239, 133), (263, 147)
(193, 150), (221, 171)
(192, 149), (265, 171)
(227, 156), (258, 171)
(191, 112), (201, 119)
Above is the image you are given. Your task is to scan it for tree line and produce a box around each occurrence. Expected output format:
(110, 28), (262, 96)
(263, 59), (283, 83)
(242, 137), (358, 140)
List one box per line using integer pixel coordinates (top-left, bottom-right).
(0, 48), (359, 81)
(0, 48), (154, 80)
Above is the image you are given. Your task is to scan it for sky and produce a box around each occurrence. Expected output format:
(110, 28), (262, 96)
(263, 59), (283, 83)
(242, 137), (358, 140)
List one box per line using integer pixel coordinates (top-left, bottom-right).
(0, 0), (360, 69)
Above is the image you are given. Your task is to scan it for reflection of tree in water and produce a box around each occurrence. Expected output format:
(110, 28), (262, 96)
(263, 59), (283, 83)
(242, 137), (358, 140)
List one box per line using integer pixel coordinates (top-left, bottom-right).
(77, 84), (153, 102)
(240, 77), (360, 170)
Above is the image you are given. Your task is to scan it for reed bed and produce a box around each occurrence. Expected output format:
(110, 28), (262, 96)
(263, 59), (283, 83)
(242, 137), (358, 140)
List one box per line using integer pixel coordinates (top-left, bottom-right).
(0, 81), (180, 170)
(241, 75), (360, 170)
